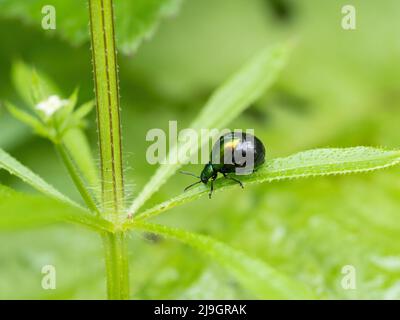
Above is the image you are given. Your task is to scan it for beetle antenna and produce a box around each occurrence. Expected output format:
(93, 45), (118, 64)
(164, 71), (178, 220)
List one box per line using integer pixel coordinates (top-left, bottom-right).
(179, 170), (200, 179)
(184, 181), (202, 192)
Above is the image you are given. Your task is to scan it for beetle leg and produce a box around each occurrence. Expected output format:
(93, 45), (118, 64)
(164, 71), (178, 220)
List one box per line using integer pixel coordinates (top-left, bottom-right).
(223, 173), (244, 189)
(209, 179), (214, 199)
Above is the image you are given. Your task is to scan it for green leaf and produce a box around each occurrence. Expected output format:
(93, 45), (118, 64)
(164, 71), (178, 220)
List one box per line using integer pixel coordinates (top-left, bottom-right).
(12, 61), (76, 130)
(0, 147), (80, 208)
(5, 102), (49, 138)
(131, 221), (315, 299)
(11, 60), (59, 107)
(115, 0), (183, 54)
(73, 100), (95, 123)
(127, 42), (292, 215)
(10, 62), (99, 193)
(130, 147), (400, 221)
(0, 0), (184, 55)
(56, 88), (79, 130)
(0, 185), (113, 232)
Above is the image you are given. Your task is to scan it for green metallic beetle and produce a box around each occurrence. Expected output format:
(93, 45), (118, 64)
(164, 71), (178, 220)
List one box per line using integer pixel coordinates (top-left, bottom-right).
(181, 132), (266, 198)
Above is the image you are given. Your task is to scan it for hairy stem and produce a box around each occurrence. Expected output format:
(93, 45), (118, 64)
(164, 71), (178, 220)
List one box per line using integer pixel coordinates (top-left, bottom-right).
(102, 232), (130, 299)
(89, 0), (124, 215)
(89, 0), (129, 299)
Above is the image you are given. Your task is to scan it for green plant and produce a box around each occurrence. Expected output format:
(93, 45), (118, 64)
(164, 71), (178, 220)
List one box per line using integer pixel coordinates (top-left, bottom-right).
(1, 0), (400, 300)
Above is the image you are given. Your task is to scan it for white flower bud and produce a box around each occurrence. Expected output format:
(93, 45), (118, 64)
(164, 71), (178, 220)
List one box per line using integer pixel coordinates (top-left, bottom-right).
(36, 95), (69, 117)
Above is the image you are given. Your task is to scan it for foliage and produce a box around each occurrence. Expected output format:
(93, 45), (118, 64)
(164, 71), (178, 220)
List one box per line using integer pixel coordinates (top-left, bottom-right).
(0, 0), (183, 54)
(0, 0), (399, 299)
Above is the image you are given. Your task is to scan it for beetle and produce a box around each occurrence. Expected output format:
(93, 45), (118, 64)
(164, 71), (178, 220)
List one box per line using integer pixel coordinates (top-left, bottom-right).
(181, 131), (266, 198)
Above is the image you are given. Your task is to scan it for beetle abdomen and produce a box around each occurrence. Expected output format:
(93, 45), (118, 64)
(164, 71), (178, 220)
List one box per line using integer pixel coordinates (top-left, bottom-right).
(210, 132), (265, 174)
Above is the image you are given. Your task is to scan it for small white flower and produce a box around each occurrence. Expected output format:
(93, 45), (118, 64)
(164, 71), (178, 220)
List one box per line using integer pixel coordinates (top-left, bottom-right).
(36, 95), (69, 117)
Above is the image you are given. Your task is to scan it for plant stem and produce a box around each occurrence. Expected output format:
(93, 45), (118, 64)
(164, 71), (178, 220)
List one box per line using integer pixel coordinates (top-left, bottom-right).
(89, 0), (124, 215)
(55, 142), (100, 215)
(89, 0), (129, 299)
(102, 232), (130, 299)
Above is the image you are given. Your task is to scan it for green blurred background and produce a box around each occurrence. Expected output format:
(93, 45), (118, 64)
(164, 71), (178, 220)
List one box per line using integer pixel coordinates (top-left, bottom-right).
(0, 0), (400, 299)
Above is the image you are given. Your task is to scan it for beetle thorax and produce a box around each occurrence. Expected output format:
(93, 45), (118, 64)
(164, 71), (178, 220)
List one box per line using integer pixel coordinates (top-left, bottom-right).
(200, 163), (215, 183)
